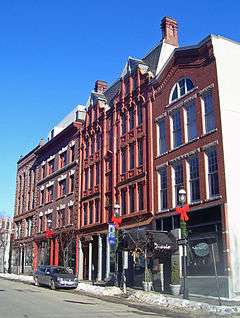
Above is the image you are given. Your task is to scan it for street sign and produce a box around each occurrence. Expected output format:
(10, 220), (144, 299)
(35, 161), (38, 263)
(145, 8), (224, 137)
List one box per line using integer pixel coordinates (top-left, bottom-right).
(177, 238), (188, 246)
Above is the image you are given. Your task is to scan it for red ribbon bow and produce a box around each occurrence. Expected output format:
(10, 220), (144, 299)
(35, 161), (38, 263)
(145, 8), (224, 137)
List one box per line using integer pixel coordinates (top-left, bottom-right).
(45, 229), (54, 239)
(176, 204), (190, 222)
(111, 216), (122, 229)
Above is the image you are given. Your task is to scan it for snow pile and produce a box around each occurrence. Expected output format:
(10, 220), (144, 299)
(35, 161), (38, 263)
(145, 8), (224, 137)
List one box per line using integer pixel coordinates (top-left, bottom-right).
(0, 273), (34, 283)
(77, 282), (123, 296)
(128, 291), (240, 316)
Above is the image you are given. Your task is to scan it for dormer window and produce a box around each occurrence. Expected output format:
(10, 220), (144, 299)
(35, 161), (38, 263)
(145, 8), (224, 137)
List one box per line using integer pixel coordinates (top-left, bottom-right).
(170, 78), (194, 103)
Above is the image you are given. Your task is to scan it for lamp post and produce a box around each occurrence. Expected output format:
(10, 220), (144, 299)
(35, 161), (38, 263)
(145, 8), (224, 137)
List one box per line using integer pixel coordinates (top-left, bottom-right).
(177, 188), (189, 299)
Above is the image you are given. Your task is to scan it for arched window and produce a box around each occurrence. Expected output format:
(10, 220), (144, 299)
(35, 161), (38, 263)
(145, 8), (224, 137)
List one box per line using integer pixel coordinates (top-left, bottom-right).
(170, 78), (194, 103)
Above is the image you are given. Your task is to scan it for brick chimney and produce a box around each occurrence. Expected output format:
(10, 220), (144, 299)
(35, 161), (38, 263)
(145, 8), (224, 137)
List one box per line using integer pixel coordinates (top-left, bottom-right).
(161, 17), (178, 47)
(94, 80), (108, 93)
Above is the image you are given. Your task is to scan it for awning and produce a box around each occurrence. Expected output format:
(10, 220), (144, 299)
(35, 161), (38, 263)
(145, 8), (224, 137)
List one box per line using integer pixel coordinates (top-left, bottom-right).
(122, 228), (178, 256)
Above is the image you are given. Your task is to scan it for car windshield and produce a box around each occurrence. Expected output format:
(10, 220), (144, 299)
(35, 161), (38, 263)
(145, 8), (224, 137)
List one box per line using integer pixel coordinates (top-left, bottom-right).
(51, 267), (70, 274)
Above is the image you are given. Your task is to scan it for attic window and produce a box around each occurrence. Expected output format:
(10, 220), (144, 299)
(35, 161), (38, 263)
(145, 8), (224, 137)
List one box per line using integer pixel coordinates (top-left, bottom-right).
(170, 78), (194, 103)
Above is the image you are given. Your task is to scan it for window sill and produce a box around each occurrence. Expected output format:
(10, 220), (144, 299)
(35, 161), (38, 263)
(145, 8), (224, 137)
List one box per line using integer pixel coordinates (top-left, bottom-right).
(166, 87), (198, 109)
(201, 128), (218, 138)
(204, 195), (222, 203)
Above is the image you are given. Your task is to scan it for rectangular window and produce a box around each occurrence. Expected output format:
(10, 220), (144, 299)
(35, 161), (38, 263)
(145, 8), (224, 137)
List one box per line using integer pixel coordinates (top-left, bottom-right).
(96, 162), (100, 185)
(69, 175), (74, 193)
(40, 189), (44, 205)
(138, 139), (143, 166)
(70, 145), (75, 162)
(85, 141), (89, 159)
(185, 101), (197, 141)
(69, 206), (74, 225)
(129, 185), (135, 212)
(206, 147), (219, 197)
(138, 183), (144, 211)
(121, 189), (126, 215)
(173, 162), (183, 206)
(95, 199), (99, 223)
(129, 143), (134, 170)
(41, 165), (45, 179)
(48, 160), (54, 175)
(121, 113), (126, 135)
(83, 204), (87, 225)
(85, 168), (89, 191)
(157, 119), (167, 155)
(97, 132), (101, 150)
(89, 202), (93, 224)
(203, 91), (215, 133)
(158, 167), (168, 210)
(58, 209), (65, 228)
(188, 156), (200, 202)
(39, 217), (43, 233)
(46, 185), (54, 203)
(59, 179), (66, 197)
(90, 166), (94, 189)
(172, 110), (182, 148)
(137, 103), (143, 126)
(59, 152), (67, 168)
(91, 137), (95, 156)
(129, 108), (134, 130)
(121, 148), (126, 174)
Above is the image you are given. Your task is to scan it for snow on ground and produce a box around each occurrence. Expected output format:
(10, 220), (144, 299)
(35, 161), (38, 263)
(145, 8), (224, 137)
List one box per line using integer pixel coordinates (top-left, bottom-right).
(1, 273), (240, 316)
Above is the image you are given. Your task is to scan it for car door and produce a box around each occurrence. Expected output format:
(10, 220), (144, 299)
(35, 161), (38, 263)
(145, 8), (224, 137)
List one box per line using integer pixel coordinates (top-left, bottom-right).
(43, 267), (51, 286)
(37, 266), (46, 285)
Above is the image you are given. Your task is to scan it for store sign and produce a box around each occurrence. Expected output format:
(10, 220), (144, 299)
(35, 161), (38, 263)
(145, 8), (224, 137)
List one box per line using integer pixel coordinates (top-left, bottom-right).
(192, 242), (209, 257)
(154, 243), (171, 250)
(108, 223), (116, 246)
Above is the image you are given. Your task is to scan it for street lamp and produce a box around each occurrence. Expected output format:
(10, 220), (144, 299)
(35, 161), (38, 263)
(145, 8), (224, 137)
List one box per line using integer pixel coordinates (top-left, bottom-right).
(113, 204), (120, 217)
(47, 219), (52, 230)
(177, 188), (189, 299)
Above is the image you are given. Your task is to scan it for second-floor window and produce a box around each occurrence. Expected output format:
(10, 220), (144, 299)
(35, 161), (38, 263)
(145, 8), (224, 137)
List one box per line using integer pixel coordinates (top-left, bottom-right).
(157, 119), (167, 155)
(206, 147), (219, 198)
(46, 186), (54, 203)
(138, 139), (143, 166)
(89, 202), (93, 224)
(59, 152), (67, 168)
(129, 108), (134, 130)
(121, 189), (126, 215)
(129, 143), (134, 170)
(85, 168), (89, 190)
(172, 109), (182, 148)
(138, 183), (144, 211)
(203, 91), (215, 133)
(39, 216), (43, 233)
(158, 167), (168, 210)
(85, 141), (89, 159)
(173, 162), (183, 206)
(129, 185), (135, 212)
(121, 148), (126, 174)
(95, 199), (99, 223)
(137, 103), (143, 126)
(91, 137), (95, 156)
(48, 160), (54, 175)
(96, 162), (100, 185)
(58, 209), (65, 228)
(185, 101), (197, 141)
(83, 204), (87, 225)
(41, 165), (45, 179)
(40, 189), (44, 205)
(69, 175), (74, 193)
(121, 113), (126, 135)
(188, 156), (200, 202)
(70, 145), (75, 162)
(58, 179), (66, 197)
(90, 166), (94, 189)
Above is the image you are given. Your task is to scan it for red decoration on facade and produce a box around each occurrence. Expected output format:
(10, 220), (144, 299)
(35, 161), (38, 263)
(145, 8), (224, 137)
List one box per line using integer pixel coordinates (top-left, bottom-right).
(33, 241), (38, 272)
(111, 216), (122, 229)
(176, 204), (190, 222)
(45, 228), (54, 239)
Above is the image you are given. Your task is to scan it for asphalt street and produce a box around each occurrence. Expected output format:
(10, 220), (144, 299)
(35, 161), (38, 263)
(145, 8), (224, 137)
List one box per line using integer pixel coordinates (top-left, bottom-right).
(0, 279), (173, 318)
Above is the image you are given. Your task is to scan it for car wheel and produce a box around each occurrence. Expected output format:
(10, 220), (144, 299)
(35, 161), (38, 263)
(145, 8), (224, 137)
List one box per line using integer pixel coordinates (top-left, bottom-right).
(34, 277), (39, 287)
(50, 279), (56, 290)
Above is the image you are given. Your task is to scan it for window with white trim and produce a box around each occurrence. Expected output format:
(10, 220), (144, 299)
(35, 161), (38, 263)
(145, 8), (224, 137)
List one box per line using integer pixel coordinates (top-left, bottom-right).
(121, 148), (126, 174)
(170, 78), (194, 103)
(137, 103), (143, 126)
(188, 156), (200, 202)
(206, 147), (219, 198)
(121, 189), (126, 215)
(171, 109), (182, 148)
(185, 101), (197, 141)
(202, 91), (215, 133)
(121, 113), (126, 135)
(173, 162), (183, 206)
(157, 118), (167, 155)
(129, 143), (134, 170)
(158, 167), (168, 210)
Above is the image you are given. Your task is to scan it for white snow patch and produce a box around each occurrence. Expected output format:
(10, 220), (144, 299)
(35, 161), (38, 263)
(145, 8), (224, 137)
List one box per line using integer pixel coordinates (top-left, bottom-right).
(76, 282), (123, 296)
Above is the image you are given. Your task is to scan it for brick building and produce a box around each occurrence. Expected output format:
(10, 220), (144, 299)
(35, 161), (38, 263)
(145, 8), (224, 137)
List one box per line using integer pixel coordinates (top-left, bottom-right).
(13, 16), (240, 298)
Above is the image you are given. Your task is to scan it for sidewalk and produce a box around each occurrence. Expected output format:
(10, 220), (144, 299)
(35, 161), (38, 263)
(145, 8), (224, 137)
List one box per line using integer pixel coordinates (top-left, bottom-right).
(0, 273), (240, 317)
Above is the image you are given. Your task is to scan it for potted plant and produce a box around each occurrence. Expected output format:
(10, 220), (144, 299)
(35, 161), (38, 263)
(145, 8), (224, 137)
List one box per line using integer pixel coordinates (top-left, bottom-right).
(170, 261), (181, 296)
(142, 267), (153, 292)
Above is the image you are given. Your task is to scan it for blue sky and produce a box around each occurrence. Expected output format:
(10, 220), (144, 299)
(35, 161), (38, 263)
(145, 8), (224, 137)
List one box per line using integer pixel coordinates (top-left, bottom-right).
(0, 1), (239, 216)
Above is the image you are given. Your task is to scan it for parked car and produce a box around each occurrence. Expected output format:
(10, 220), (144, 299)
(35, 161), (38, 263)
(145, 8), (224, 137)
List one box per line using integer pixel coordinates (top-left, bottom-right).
(33, 265), (78, 290)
